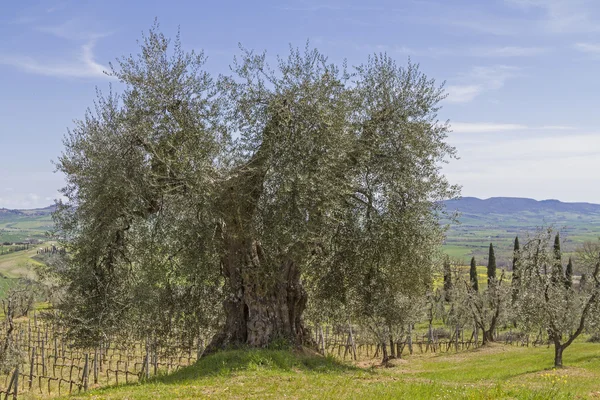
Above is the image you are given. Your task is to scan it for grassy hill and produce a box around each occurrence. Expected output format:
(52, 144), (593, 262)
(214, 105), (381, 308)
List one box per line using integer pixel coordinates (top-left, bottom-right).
(0, 205), (55, 297)
(442, 197), (600, 268)
(0, 246), (45, 297)
(67, 343), (600, 399)
(0, 205), (55, 243)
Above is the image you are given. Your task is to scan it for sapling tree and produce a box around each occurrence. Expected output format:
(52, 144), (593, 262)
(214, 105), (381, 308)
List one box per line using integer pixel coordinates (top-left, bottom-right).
(464, 270), (510, 345)
(445, 268), (480, 348)
(516, 230), (600, 367)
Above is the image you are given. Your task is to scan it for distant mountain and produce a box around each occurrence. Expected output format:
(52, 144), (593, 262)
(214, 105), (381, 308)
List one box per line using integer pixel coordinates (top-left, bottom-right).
(0, 205), (56, 219)
(444, 197), (600, 215)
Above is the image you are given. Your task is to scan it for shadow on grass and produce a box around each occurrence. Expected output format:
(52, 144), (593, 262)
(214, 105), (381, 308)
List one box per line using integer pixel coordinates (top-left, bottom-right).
(153, 348), (360, 385)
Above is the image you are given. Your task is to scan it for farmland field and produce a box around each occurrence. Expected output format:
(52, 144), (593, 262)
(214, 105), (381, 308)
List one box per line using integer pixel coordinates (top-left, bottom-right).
(0, 205), (54, 244)
(442, 197), (600, 268)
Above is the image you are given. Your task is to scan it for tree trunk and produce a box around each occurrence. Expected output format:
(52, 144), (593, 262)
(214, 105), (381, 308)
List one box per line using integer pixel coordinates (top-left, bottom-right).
(554, 344), (564, 368)
(205, 135), (309, 353)
(482, 329), (494, 345)
(381, 341), (389, 364)
(205, 241), (308, 353)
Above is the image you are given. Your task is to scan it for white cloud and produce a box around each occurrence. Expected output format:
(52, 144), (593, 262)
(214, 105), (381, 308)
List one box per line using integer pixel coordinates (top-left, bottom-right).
(0, 40), (111, 79)
(574, 42), (600, 53)
(445, 85), (483, 103)
(451, 122), (527, 133)
(0, 192), (56, 209)
(451, 122), (574, 133)
(446, 66), (520, 103)
(444, 131), (600, 202)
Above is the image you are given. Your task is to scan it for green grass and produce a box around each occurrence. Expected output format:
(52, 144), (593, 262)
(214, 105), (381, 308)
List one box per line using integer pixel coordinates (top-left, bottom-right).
(0, 246), (46, 298)
(0, 274), (18, 298)
(65, 342), (600, 399)
(0, 246), (43, 279)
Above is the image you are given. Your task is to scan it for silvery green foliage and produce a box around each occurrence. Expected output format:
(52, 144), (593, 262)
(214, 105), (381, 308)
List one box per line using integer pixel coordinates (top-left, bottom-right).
(443, 263), (479, 331)
(515, 229), (600, 366)
(54, 24), (224, 346)
(53, 22), (459, 347)
(452, 268), (511, 344)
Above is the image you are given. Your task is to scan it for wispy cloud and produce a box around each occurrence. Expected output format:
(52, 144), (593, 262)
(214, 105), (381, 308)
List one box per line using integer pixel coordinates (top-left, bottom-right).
(574, 42), (600, 54)
(1, 14), (113, 80)
(0, 39), (110, 79)
(505, 0), (600, 33)
(352, 44), (552, 58)
(469, 46), (550, 57)
(36, 19), (111, 41)
(445, 85), (483, 103)
(446, 65), (520, 104)
(451, 122), (574, 133)
(280, 4), (383, 12)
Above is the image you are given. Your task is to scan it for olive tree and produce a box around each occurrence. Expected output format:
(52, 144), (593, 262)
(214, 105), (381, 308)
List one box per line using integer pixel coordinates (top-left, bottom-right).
(462, 270), (510, 345)
(516, 230), (600, 367)
(53, 23), (458, 351)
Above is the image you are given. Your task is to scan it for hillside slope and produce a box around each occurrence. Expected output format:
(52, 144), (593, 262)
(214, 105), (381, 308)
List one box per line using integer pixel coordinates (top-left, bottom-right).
(443, 197), (600, 267)
(0, 205), (55, 243)
(67, 345), (600, 399)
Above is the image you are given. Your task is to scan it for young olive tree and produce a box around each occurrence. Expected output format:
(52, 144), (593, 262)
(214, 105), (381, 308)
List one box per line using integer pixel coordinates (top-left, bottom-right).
(445, 269), (479, 348)
(516, 230), (600, 367)
(53, 23), (458, 351)
(465, 270), (511, 345)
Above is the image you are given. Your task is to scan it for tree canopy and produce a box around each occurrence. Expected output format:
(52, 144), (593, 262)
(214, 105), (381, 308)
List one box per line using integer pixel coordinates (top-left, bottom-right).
(52, 23), (459, 350)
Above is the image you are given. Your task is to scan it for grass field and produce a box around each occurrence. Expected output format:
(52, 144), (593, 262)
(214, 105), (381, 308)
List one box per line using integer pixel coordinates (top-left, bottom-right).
(66, 342), (600, 399)
(0, 246), (45, 297)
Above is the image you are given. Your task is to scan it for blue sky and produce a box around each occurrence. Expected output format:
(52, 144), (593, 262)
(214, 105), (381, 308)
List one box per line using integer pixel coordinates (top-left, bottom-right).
(1, 0), (600, 208)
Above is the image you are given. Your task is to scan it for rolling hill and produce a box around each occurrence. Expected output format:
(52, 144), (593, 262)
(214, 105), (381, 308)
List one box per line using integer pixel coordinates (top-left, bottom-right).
(0, 205), (55, 243)
(2, 198), (599, 270)
(442, 197), (600, 268)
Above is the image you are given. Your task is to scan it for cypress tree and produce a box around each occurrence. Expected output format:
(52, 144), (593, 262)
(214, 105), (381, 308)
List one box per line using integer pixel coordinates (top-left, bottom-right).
(511, 236), (520, 301)
(565, 257), (573, 289)
(512, 237), (520, 274)
(487, 243), (496, 284)
(552, 233), (563, 285)
(470, 256), (478, 292)
(443, 257), (452, 301)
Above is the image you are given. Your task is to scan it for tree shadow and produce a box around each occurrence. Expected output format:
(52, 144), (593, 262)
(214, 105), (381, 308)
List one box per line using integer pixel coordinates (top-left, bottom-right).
(154, 348), (362, 385)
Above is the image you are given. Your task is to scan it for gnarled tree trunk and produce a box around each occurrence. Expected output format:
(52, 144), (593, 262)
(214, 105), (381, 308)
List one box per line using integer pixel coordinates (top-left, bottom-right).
(204, 239), (308, 352)
(205, 131), (309, 353)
